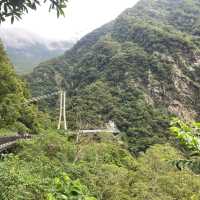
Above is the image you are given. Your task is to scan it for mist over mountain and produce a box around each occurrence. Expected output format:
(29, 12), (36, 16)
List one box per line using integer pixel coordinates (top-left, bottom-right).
(0, 28), (74, 74)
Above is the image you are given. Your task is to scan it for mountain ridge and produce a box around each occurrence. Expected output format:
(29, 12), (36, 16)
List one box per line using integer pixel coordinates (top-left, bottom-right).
(27, 0), (200, 153)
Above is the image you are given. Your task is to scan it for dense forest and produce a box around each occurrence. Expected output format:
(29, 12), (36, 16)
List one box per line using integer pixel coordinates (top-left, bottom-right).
(0, 42), (45, 134)
(28, 0), (200, 153)
(1, 0), (200, 199)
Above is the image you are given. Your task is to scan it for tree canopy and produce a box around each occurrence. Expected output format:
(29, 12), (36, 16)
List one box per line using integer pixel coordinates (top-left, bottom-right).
(0, 0), (68, 23)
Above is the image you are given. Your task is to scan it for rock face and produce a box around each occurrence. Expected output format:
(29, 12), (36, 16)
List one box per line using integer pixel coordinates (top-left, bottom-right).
(27, 0), (200, 152)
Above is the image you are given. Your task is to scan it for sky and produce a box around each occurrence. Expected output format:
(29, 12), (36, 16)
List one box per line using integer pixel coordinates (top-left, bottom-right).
(1, 0), (139, 41)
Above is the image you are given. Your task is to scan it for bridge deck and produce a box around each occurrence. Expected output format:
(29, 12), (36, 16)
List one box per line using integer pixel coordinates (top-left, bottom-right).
(0, 141), (17, 152)
(80, 129), (119, 134)
(0, 134), (31, 153)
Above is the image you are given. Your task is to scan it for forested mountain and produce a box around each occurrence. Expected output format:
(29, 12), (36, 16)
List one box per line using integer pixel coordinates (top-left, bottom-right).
(28, 0), (200, 153)
(0, 41), (48, 134)
(0, 28), (74, 74)
(2, 0), (200, 199)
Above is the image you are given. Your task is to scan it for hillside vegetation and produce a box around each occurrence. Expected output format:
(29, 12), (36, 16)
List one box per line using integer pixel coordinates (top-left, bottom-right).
(0, 41), (48, 134)
(1, 0), (200, 199)
(1, 131), (200, 200)
(28, 0), (200, 153)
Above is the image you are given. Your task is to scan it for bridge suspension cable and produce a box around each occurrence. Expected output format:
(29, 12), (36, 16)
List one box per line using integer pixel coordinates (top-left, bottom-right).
(24, 91), (60, 104)
(22, 90), (118, 132)
(24, 90), (67, 130)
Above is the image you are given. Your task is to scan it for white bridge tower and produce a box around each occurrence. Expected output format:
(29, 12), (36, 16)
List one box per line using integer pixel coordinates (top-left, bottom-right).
(57, 90), (67, 130)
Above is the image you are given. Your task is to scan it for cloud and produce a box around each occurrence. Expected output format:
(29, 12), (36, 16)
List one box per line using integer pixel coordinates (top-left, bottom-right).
(0, 27), (43, 48)
(0, 27), (74, 50)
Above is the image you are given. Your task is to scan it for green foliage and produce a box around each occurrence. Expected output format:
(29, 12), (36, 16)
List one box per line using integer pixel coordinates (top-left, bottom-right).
(0, 94), (21, 127)
(47, 173), (96, 200)
(0, 158), (95, 200)
(0, 131), (96, 200)
(170, 118), (200, 151)
(0, 128), (16, 137)
(133, 144), (200, 200)
(12, 121), (30, 134)
(0, 0), (68, 23)
(2, 1), (200, 198)
(28, 0), (200, 153)
(1, 130), (200, 199)
(170, 118), (200, 173)
(0, 41), (50, 134)
(0, 42), (25, 127)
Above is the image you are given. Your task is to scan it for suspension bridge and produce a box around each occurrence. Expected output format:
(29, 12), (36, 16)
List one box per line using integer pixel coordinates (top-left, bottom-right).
(24, 89), (119, 132)
(0, 89), (119, 153)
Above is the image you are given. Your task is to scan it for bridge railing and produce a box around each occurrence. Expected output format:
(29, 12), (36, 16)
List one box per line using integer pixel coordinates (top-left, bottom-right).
(0, 134), (32, 145)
